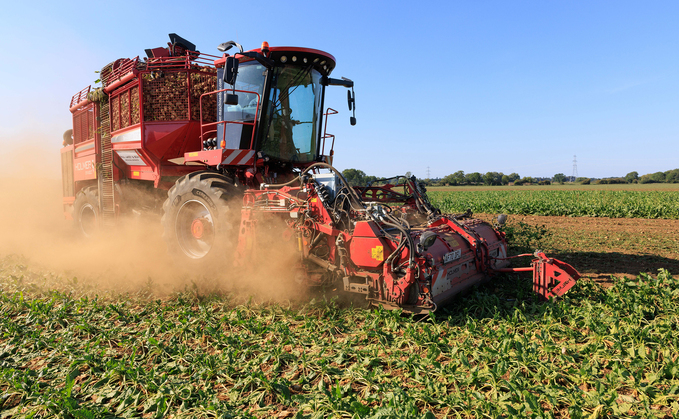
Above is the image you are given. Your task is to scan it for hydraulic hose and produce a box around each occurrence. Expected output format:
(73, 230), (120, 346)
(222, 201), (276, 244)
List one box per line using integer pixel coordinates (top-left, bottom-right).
(380, 215), (416, 269)
(260, 175), (303, 189)
(302, 163), (365, 210)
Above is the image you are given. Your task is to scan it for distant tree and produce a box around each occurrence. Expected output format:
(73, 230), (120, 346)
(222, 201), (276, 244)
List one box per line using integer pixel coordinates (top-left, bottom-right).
(442, 171), (466, 185)
(508, 173), (520, 182)
(465, 172), (482, 184)
(625, 171), (639, 183)
(639, 174), (653, 184)
(603, 178), (627, 184)
(501, 175), (509, 185)
(665, 169), (679, 183)
(342, 168), (367, 186)
(575, 177), (590, 185)
(452, 170), (465, 185)
(650, 172), (666, 183)
(482, 172), (503, 186)
(519, 176), (535, 184)
(552, 173), (567, 184)
(539, 180), (551, 185)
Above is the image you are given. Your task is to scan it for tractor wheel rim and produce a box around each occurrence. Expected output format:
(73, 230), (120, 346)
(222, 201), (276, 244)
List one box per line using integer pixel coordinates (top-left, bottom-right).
(191, 219), (205, 239)
(176, 199), (215, 259)
(79, 204), (97, 237)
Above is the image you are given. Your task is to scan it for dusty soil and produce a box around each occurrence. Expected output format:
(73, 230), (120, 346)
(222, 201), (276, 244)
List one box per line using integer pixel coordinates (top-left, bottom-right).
(0, 177), (305, 303)
(486, 213), (679, 283)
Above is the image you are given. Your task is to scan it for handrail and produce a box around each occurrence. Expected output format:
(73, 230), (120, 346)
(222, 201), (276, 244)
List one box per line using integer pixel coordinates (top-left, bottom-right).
(102, 57), (139, 87)
(321, 108), (338, 156)
(146, 50), (221, 70)
(199, 88), (261, 148)
(70, 85), (91, 109)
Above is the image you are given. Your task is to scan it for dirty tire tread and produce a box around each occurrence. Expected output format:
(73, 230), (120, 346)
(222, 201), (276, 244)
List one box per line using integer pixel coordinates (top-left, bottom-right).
(161, 171), (240, 263)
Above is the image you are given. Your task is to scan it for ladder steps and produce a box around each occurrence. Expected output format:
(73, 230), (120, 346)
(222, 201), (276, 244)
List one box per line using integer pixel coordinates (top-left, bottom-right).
(99, 100), (116, 226)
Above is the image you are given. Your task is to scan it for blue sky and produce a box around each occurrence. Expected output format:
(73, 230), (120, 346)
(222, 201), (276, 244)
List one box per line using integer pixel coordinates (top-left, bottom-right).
(1, 0), (676, 179)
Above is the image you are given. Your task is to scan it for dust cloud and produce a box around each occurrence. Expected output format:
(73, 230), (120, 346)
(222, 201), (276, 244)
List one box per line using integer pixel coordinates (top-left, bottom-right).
(0, 144), (308, 305)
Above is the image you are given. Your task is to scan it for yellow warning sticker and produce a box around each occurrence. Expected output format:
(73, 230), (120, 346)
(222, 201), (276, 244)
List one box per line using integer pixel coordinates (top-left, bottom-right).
(310, 198), (318, 203)
(372, 246), (384, 261)
(133, 171), (140, 177)
(443, 236), (460, 248)
(188, 152), (198, 157)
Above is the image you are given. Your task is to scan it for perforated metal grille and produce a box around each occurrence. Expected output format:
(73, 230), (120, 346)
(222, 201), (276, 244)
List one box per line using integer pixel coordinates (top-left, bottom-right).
(111, 96), (120, 131)
(131, 86), (140, 125)
(190, 71), (217, 122)
(110, 86), (141, 132)
(121, 91), (130, 127)
(143, 72), (189, 121)
(73, 106), (95, 144)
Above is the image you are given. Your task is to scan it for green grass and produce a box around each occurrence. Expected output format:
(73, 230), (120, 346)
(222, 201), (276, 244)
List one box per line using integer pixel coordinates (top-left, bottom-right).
(1, 256), (678, 418)
(427, 189), (679, 219)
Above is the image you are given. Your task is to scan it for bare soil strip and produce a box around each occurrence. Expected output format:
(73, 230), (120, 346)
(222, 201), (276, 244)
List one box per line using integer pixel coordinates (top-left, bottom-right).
(490, 213), (679, 282)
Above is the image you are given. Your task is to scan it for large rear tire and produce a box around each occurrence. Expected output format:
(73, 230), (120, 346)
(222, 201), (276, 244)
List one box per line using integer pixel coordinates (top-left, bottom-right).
(73, 187), (100, 238)
(161, 172), (240, 262)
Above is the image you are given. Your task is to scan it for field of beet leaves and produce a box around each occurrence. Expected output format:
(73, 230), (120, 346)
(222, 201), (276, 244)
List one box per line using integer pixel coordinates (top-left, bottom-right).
(428, 185), (679, 220)
(2, 185), (679, 418)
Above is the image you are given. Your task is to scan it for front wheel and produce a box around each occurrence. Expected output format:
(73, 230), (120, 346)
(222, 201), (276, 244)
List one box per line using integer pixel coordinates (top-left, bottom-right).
(161, 172), (239, 262)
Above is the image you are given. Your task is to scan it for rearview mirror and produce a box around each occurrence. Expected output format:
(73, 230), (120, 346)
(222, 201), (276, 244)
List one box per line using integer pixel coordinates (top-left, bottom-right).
(224, 56), (239, 85)
(347, 88), (356, 125)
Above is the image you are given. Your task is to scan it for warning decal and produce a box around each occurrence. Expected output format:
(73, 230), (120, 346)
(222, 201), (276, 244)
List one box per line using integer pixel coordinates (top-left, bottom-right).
(116, 150), (146, 166)
(372, 246), (384, 262)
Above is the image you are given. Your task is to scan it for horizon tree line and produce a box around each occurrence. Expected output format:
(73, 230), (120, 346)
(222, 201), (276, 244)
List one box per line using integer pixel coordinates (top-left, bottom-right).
(341, 168), (679, 187)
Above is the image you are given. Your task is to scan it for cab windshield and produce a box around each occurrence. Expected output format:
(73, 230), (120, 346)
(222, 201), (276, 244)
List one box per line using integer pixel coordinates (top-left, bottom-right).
(259, 65), (322, 163)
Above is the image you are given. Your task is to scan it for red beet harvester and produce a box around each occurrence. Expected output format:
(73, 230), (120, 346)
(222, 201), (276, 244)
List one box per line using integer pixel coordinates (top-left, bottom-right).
(62, 34), (579, 312)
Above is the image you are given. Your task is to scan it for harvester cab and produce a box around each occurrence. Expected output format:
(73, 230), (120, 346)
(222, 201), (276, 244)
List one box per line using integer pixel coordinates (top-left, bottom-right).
(184, 41), (355, 188)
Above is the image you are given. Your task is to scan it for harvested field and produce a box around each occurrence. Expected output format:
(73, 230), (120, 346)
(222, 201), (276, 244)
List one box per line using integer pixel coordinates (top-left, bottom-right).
(475, 213), (679, 282)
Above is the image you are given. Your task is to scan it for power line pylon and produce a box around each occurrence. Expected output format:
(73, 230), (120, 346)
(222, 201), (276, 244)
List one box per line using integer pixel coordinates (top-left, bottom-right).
(571, 155), (578, 182)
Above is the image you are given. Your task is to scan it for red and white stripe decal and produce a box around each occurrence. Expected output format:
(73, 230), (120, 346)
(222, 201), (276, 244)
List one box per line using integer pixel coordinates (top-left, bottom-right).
(431, 267), (448, 297)
(221, 149), (255, 166)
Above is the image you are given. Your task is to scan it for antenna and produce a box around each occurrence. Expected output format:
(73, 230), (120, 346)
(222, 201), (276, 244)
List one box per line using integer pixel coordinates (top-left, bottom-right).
(426, 166), (431, 179)
(571, 155), (578, 182)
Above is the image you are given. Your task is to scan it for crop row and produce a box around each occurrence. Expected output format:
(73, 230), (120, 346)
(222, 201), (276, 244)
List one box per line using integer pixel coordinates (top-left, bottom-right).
(1, 257), (678, 418)
(428, 189), (679, 219)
